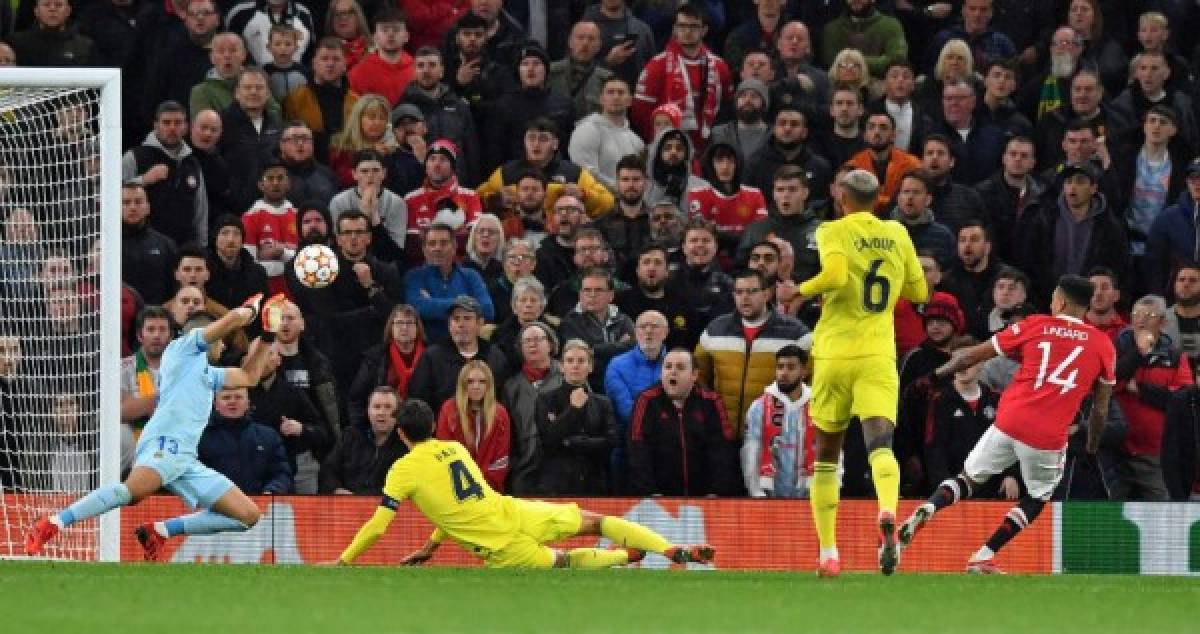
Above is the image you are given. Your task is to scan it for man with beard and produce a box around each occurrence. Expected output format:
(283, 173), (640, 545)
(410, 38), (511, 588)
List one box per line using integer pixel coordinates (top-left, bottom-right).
(294, 203), (333, 248)
(891, 171), (955, 270)
(738, 166), (822, 283)
(746, 106), (832, 206)
(497, 172), (551, 248)
(741, 344), (818, 498)
(404, 140), (484, 254)
(534, 194), (590, 290)
(898, 294), (963, 407)
(696, 269), (809, 438)
(940, 220), (1004, 339)
(813, 88), (866, 172)
(690, 143), (768, 253)
(710, 79), (771, 162)
(544, 227), (619, 320)
(596, 154), (651, 271)
(847, 112), (919, 214)
(1017, 162), (1130, 304)
(1084, 266), (1126, 341)
(347, 7), (414, 106)
(205, 215), (269, 314)
(402, 46), (480, 186)
(486, 44), (575, 174)
(120, 306), (173, 450)
(441, 0), (526, 69)
(247, 341), (333, 494)
(444, 12), (509, 133)
(283, 37), (358, 162)
(1163, 265), (1200, 357)
(123, 101), (208, 248)
(1020, 26), (1084, 122)
(919, 134), (987, 235)
(631, 5), (733, 150)
(646, 202), (686, 270)
(616, 243), (691, 350)
(120, 183), (178, 306)
(644, 128), (709, 209)
(569, 77), (644, 194)
(270, 300), (342, 435)
(668, 218), (734, 346)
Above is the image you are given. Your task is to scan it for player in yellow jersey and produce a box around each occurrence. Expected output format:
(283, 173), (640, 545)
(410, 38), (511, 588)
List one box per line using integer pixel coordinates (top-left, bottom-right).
(793, 169), (929, 577)
(337, 398), (715, 569)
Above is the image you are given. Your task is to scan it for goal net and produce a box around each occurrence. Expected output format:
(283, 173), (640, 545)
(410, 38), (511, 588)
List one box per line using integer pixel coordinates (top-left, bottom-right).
(0, 69), (122, 561)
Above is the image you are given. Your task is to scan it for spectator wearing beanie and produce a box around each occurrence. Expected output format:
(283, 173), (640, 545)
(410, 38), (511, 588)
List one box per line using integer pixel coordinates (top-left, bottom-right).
(484, 43), (575, 174)
(206, 214), (269, 314)
(402, 45), (482, 187)
(710, 78), (772, 162)
(404, 139), (483, 259)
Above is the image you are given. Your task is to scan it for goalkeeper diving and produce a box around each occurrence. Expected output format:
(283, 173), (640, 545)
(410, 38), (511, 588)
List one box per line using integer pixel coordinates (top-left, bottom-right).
(337, 399), (714, 569)
(25, 293), (289, 560)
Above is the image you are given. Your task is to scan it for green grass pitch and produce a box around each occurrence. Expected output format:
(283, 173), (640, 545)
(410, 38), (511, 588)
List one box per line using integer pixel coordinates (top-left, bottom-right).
(1, 562), (1196, 633)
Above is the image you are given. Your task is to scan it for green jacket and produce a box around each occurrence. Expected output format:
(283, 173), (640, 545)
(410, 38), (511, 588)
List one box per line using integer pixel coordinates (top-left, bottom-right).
(189, 72), (282, 120)
(821, 9), (908, 78)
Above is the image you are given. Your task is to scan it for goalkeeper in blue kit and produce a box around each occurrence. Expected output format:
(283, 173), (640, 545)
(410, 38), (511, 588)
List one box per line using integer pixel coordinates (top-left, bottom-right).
(25, 294), (284, 560)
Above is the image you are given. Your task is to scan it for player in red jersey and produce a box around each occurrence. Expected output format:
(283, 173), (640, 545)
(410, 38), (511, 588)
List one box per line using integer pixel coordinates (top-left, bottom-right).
(897, 275), (1115, 574)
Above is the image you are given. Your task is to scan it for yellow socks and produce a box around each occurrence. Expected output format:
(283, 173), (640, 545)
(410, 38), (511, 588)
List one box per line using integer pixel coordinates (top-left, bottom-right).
(868, 448), (900, 516)
(566, 547), (631, 569)
(600, 516), (671, 553)
(811, 461), (840, 550)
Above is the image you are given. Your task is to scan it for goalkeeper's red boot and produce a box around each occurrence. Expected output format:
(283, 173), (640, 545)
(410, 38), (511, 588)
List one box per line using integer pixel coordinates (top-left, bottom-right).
(24, 517), (59, 555)
(624, 548), (646, 564)
(817, 557), (841, 578)
(135, 523), (166, 562)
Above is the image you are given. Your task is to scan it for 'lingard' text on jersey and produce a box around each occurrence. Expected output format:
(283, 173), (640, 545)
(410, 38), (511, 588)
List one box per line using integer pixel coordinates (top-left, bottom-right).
(1042, 325), (1090, 341)
(854, 237), (897, 252)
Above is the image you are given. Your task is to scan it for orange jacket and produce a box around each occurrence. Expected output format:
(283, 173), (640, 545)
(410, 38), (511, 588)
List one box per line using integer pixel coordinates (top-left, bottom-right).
(846, 147), (921, 214)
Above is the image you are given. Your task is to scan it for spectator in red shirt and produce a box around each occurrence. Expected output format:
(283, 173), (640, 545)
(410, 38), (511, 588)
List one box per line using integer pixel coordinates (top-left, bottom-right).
(631, 4), (733, 150)
(436, 360), (512, 492)
(347, 7), (415, 107)
(690, 142), (768, 252)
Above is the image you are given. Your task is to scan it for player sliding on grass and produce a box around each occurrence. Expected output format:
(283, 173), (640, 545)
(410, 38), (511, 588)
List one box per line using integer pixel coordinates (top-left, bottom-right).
(337, 399), (714, 569)
(25, 294), (286, 560)
(792, 169), (928, 577)
(898, 275), (1115, 574)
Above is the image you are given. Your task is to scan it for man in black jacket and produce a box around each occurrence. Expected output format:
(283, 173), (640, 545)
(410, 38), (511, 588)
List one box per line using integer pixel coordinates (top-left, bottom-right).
(219, 68), (283, 212)
(485, 44), (575, 173)
(407, 296), (509, 408)
(120, 183), (178, 306)
(280, 122), (337, 209)
(140, 0), (218, 131)
(9, 0), (94, 67)
(205, 215), (269, 318)
(558, 268), (634, 392)
(745, 106), (832, 207)
(198, 386), (293, 495)
(940, 220), (1004, 338)
(974, 135), (1043, 264)
(668, 219), (733, 347)
(319, 386), (407, 494)
(629, 349), (737, 496)
(249, 343), (334, 494)
(404, 46), (482, 187)
(123, 101), (209, 248)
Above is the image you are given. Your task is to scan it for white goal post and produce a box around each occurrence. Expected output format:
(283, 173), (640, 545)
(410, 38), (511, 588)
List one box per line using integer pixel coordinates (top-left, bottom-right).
(0, 68), (122, 561)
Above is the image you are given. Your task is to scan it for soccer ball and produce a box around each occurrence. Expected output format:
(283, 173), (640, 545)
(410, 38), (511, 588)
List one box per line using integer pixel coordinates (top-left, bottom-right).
(293, 244), (339, 288)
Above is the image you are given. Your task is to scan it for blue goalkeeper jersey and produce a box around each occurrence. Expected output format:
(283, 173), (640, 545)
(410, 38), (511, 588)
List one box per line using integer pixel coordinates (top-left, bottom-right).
(139, 328), (227, 457)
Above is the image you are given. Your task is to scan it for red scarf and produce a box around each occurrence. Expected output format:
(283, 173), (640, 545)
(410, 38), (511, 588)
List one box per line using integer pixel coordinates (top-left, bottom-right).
(661, 39), (722, 137)
(387, 340), (423, 399)
(759, 395), (786, 478)
(522, 363), (550, 385)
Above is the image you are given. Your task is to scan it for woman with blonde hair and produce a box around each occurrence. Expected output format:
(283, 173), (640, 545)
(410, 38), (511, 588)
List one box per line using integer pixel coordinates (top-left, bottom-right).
(916, 39), (975, 113)
(348, 304), (427, 426)
(436, 360), (512, 491)
(325, 0), (371, 69)
(829, 48), (874, 100)
(464, 213), (505, 284)
(328, 94), (397, 187)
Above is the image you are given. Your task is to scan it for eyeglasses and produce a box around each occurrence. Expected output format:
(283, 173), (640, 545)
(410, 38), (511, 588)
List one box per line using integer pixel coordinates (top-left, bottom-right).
(522, 335), (549, 344)
(187, 10), (216, 17)
(1053, 38), (1082, 47)
(505, 253), (534, 262)
(1131, 311), (1162, 319)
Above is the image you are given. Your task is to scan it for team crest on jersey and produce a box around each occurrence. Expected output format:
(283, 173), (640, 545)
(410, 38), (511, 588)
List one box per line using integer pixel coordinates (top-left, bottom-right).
(690, 199), (702, 213)
(738, 204), (751, 218)
(674, 315), (687, 330)
(953, 409), (964, 417)
(984, 405), (996, 419)
(186, 175), (198, 189)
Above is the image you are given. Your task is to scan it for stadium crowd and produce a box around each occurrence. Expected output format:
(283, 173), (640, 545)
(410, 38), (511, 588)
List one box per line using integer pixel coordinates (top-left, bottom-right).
(2, 0), (1200, 503)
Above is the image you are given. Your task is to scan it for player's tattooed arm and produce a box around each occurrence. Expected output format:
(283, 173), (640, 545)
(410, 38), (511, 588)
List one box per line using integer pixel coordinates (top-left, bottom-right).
(935, 341), (998, 379)
(1085, 380), (1114, 455)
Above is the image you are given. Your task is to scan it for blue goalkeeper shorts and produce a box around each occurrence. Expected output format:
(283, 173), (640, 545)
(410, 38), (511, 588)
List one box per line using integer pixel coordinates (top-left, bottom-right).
(134, 435), (234, 509)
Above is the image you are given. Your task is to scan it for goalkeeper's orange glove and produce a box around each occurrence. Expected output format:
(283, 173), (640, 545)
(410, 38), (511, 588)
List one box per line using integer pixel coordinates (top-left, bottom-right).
(261, 293), (288, 334)
(241, 293), (264, 320)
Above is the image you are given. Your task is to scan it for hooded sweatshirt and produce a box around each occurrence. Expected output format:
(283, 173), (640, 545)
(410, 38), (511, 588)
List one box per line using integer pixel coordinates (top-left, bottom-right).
(741, 382), (816, 498)
(644, 128), (710, 208)
(1054, 192), (1105, 280)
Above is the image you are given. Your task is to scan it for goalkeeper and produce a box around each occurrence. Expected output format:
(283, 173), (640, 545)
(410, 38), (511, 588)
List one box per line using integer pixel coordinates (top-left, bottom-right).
(338, 399), (714, 569)
(25, 294), (286, 561)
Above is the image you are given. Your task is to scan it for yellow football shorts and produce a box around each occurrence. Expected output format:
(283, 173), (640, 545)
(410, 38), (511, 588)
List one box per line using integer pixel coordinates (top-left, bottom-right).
(483, 498), (583, 569)
(809, 355), (899, 432)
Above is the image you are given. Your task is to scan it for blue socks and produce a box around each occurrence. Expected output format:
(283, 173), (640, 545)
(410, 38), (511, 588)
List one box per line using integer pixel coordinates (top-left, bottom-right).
(164, 510), (249, 537)
(58, 483), (132, 527)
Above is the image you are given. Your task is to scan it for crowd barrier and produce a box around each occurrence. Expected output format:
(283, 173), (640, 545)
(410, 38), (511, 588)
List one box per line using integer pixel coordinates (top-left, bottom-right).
(5, 495), (1197, 575)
